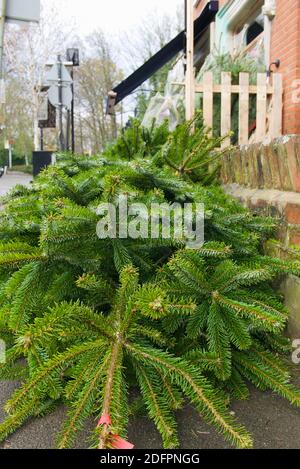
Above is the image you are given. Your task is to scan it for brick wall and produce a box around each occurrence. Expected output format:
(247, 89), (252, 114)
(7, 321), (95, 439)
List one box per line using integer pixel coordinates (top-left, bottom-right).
(270, 0), (300, 135)
(194, 0), (300, 135)
(221, 137), (300, 254)
(221, 136), (300, 192)
(222, 164), (300, 337)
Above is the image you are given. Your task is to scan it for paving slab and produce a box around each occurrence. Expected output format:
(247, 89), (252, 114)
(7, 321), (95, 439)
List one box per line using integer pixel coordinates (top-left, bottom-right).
(0, 367), (300, 449)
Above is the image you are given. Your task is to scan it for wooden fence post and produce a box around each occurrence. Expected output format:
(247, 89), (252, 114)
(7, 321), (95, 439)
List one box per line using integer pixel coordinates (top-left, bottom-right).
(203, 71), (213, 134)
(256, 73), (268, 143)
(173, 71), (282, 145)
(221, 72), (232, 148)
(239, 72), (249, 146)
(270, 73), (283, 139)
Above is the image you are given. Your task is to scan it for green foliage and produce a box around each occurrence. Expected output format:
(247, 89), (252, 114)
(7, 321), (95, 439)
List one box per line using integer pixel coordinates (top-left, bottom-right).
(198, 49), (265, 86)
(157, 114), (230, 183)
(0, 149), (27, 168)
(103, 119), (169, 161)
(197, 49), (266, 143)
(0, 119), (299, 450)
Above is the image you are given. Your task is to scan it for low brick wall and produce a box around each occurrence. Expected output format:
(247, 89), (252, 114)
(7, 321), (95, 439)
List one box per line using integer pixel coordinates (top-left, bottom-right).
(221, 135), (300, 193)
(223, 185), (300, 252)
(221, 137), (300, 338)
(221, 136), (300, 249)
(222, 184), (300, 337)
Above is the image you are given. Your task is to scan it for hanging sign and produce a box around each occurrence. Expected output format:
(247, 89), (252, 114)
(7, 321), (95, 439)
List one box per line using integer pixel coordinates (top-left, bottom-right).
(6, 0), (40, 24)
(38, 101), (56, 129)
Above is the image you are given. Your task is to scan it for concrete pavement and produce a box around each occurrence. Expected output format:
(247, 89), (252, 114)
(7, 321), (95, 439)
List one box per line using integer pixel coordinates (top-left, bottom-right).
(0, 172), (32, 197)
(1, 368), (300, 449)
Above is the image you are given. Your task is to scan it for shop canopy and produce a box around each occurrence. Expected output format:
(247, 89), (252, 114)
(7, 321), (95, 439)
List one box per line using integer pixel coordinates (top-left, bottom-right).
(107, 1), (219, 113)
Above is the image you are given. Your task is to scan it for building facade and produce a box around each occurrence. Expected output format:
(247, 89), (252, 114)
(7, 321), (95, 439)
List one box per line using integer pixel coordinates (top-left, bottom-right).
(194, 0), (300, 135)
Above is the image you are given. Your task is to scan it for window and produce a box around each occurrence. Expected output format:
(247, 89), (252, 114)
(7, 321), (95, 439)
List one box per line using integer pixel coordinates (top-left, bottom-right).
(216, 0), (264, 51)
(246, 14), (264, 46)
(215, 0), (275, 66)
(232, 8), (264, 51)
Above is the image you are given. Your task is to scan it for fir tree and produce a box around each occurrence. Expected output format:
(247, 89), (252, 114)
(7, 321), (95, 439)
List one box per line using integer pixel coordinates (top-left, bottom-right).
(0, 117), (299, 449)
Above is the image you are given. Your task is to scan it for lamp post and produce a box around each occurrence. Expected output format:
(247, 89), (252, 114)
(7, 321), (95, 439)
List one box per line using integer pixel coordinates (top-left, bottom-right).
(66, 48), (80, 153)
(0, 0), (7, 82)
(0, 0), (7, 129)
(57, 55), (65, 152)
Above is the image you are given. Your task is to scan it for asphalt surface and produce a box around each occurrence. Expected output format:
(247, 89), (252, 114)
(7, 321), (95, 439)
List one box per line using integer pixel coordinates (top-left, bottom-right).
(0, 172), (300, 449)
(0, 172), (32, 197)
(0, 368), (300, 449)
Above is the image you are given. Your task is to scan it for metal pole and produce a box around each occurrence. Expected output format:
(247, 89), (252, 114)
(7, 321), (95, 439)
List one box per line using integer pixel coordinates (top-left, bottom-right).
(0, 0), (7, 81)
(71, 68), (75, 153)
(40, 127), (44, 151)
(66, 109), (70, 150)
(0, 0), (7, 127)
(57, 55), (65, 151)
(8, 142), (12, 169)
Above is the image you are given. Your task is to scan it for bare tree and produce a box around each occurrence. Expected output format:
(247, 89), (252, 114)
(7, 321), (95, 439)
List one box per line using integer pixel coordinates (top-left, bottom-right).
(4, 1), (76, 152)
(3, 77), (33, 161)
(75, 31), (123, 154)
(2, 1), (183, 156)
(118, 6), (184, 119)
(120, 7), (183, 72)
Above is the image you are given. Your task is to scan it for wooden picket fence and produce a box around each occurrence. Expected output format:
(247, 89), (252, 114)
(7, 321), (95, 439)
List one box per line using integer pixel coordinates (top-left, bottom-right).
(175, 72), (283, 147)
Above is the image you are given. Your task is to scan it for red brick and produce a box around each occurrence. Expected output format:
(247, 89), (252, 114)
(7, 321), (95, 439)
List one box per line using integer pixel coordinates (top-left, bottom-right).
(285, 203), (300, 224)
(270, 0), (300, 134)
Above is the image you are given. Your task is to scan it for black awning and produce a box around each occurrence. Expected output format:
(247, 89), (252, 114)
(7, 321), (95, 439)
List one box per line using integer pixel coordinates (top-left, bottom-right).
(109, 1), (219, 109)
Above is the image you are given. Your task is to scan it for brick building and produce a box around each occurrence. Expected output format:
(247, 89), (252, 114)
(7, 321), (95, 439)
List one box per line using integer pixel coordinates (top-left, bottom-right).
(194, 0), (300, 135)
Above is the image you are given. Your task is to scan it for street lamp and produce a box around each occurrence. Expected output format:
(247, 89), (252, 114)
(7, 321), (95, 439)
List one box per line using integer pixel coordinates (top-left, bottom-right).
(66, 48), (80, 153)
(66, 48), (80, 67)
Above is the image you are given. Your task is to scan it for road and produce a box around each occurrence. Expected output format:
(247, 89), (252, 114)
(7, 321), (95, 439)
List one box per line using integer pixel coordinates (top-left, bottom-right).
(0, 172), (32, 197)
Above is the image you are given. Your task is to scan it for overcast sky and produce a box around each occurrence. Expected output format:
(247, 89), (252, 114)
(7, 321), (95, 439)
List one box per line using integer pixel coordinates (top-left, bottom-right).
(56, 0), (182, 36)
